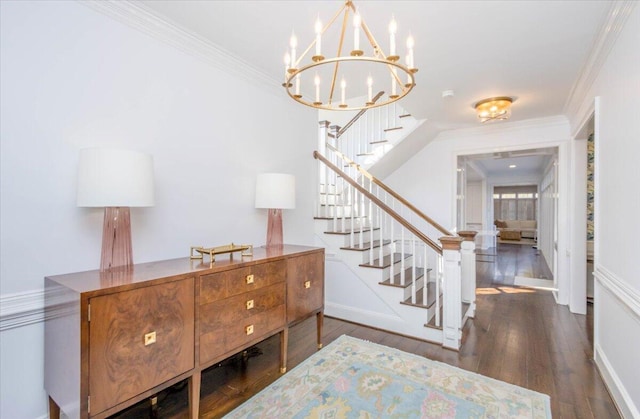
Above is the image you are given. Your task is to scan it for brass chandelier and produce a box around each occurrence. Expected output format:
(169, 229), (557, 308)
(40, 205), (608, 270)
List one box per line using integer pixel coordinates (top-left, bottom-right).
(283, 0), (418, 111)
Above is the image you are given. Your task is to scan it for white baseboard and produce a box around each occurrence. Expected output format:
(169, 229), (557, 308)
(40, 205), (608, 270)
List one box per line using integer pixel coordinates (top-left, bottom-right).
(594, 343), (639, 419)
(593, 266), (640, 419)
(325, 301), (443, 344)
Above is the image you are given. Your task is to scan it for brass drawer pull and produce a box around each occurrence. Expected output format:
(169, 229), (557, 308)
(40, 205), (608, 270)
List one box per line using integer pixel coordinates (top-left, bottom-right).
(304, 280), (311, 289)
(144, 331), (156, 346)
(246, 274), (254, 284)
(246, 299), (254, 310)
(245, 325), (254, 335)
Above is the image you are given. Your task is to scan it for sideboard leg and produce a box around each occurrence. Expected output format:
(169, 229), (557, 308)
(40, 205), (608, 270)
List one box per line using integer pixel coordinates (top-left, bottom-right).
(280, 328), (289, 373)
(48, 396), (60, 419)
(316, 311), (324, 349)
(188, 371), (201, 419)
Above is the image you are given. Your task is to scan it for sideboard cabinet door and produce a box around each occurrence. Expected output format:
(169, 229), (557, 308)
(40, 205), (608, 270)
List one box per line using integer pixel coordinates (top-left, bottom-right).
(88, 278), (195, 416)
(286, 252), (325, 325)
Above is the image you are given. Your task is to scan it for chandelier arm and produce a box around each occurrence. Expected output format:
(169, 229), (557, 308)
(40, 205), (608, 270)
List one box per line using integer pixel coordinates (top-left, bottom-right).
(337, 91), (385, 138)
(328, 6), (350, 105)
(360, 19), (385, 59)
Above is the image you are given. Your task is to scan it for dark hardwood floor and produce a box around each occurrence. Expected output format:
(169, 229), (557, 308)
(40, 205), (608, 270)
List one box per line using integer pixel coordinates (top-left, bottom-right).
(112, 243), (619, 418)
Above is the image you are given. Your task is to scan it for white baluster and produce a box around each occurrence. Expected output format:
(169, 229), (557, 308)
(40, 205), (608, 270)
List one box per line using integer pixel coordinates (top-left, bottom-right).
(411, 236), (416, 304)
(422, 244), (428, 307)
(400, 227), (405, 285)
(349, 184), (355, 248)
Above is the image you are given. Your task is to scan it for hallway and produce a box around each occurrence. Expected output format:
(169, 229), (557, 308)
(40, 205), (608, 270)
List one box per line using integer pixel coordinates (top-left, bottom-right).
(112, 244), (619, 418)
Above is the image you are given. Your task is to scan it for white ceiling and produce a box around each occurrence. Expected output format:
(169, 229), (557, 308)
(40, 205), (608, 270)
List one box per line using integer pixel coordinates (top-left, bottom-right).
(136, 0), (611, 131)
(464, 148), (556, 181)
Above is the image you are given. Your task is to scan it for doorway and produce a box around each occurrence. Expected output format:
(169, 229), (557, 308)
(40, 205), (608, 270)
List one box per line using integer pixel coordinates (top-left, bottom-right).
(455, 147), (558, 282)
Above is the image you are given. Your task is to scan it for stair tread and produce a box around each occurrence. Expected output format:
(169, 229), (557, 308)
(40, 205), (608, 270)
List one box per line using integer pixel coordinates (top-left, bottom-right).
(399, 114), (411, 118)
(356, 152), (375, 156)
(383, 126), (403, 132)
(401, 282), (438, 309)
(325, 227), (379, 235)
(370, 140), (388, 144)
(360, 252), (411, 269)
(314, 216), (366, 221)
(379, 267), (425, 288)
(341, 239), (391, 251)
(379, 267), (431, 288)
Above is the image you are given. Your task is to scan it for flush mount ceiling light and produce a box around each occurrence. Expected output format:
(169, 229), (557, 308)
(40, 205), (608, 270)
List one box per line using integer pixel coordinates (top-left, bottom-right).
(283, 0), (418, 111)
(474, 96), (513, 123)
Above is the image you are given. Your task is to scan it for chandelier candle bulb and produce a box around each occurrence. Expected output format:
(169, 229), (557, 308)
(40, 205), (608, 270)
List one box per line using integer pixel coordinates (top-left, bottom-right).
(353, 13), (361, 52)
(295, 74), (301, 97)
(388, 17), (398, 60)
(340, 79), (347, 108)
(315, 18), (322, 57)
(367, 76), (373, 103)
(314, 73), (321, 104)
(390, 69), (397, 97)
(289, 33), (297, 69)
(407, 36), (415, 69)
(283, 53), (291, 83)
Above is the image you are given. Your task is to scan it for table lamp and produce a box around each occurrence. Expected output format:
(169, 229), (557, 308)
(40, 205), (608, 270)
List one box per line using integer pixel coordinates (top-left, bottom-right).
(255, 173), (295, 247)
(77, 148), (155, 271)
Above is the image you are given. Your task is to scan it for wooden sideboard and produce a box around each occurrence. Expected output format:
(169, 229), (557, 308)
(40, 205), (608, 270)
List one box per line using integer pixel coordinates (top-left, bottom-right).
(44, 245), (324, 419)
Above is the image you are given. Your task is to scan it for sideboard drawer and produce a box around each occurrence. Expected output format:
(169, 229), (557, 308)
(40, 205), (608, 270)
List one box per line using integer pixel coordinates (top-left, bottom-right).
(199, 304), (285, 365)
(199, 260), (286, 304)
(199, 282), (285, 329)
(88, 278), (195, 416)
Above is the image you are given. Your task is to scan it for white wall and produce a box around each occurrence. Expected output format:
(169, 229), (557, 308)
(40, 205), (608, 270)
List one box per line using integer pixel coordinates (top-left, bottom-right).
(385, 117), (570, 233)
(0, 2), (317, 418)
(570, 4), (640, 417)
(465, 181), (483, 225)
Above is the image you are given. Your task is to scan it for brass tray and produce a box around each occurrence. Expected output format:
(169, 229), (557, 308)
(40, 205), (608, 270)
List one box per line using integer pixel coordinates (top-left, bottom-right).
(190, 243), (253, 264)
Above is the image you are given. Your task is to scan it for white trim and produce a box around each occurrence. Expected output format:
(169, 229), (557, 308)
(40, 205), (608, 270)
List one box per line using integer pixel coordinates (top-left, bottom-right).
(79, 0), (281, 95)
(0, 287), (76, 332)
(565, 1), (637, 135)
(0, 289), (44, 331)
(595, 342), (639, 419)
(594, 266), (640, 319)
(437, 116), (568, 143)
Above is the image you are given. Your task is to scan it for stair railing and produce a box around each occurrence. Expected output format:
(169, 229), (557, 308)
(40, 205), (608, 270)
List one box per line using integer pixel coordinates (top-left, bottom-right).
(315, 149), (445, 322)
(327, 143), (453, 237)
(330, 95), (408, 168)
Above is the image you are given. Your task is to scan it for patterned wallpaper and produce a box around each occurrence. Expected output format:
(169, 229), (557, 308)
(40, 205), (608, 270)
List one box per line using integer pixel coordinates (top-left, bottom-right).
(587, 132), (594, 240)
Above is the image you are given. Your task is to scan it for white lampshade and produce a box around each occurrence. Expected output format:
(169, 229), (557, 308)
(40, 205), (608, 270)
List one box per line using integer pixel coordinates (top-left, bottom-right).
(255, 173), (296, 209)
(77, 148), (155, 207)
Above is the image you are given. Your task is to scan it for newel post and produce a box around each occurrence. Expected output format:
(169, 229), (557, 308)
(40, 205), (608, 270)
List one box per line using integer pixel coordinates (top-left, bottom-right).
(439, 236), (464, 350)
(458, 231), (477, 319)
(317, 121), (330, 217)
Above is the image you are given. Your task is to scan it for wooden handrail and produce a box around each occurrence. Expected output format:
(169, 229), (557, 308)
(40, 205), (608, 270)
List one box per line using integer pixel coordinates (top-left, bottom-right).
(336, 91), (385, 139)
(314, 151), (443, 255)
(326, 144), (454, 236)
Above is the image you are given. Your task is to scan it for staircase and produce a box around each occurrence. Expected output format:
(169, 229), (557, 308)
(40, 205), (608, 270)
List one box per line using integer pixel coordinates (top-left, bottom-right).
(313, 101), (476, 349)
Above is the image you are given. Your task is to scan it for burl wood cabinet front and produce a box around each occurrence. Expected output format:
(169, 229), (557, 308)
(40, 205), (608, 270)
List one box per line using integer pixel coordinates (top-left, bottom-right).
(88, 278), (194, 415)
(286, 252), (325, 325)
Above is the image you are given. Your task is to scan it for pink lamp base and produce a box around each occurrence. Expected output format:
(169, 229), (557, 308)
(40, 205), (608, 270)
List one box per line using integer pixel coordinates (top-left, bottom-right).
(101, 207), (133, 271)
(266, 208), (284, 247)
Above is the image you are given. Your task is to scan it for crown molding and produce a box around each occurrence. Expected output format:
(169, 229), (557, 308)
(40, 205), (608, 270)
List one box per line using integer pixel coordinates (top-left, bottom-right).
(436, 115), (570, 142)
(79, 0), (282, 96)
(564, 1), (637, 134)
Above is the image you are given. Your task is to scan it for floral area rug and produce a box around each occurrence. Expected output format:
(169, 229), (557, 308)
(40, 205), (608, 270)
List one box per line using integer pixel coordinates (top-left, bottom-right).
(224, 334), (551, 418)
